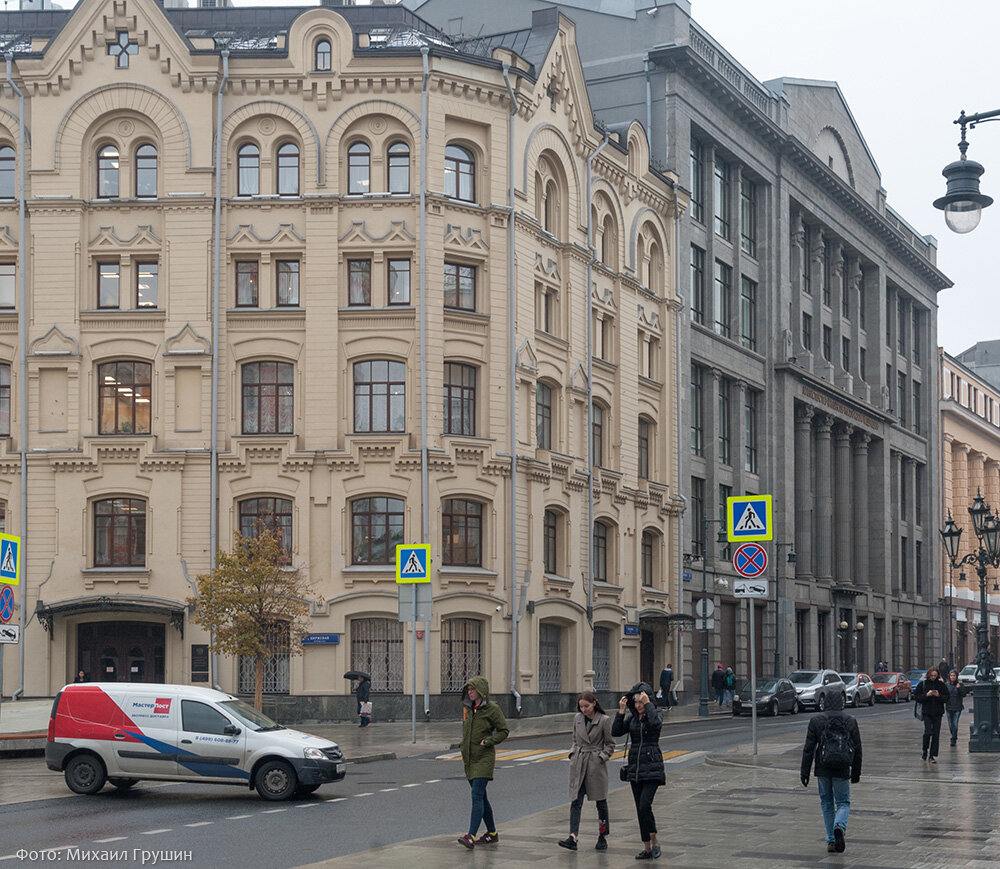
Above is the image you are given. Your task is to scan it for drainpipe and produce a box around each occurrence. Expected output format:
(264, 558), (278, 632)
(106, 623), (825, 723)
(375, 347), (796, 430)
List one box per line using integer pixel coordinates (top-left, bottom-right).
(6, 55), (26, 700)
(502, 63), (521, 712)
(644, 56), (653, 144)
(585, 132), (609, 633)
(672, 194), (685, 679)
(420, 46), (431, 717)
(210, 50), (229, 692)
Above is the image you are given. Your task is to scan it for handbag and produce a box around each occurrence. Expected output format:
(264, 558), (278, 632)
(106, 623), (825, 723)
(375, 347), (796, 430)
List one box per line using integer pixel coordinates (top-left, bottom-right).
(360, 700), (373, 717)
(913, 685), (923, 721)
(618, 732), (631, 781)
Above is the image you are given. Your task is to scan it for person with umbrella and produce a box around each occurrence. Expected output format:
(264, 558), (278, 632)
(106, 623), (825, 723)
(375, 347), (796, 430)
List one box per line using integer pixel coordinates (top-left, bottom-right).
(345, 670), (371, 727)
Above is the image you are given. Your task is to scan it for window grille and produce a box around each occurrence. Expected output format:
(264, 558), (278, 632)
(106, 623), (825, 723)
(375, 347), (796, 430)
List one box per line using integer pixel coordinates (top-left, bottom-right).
(238, 622), (289, 695)
(351, 618), (404, 693)
(539, 623), (562, 693)
(593, 627), (611, 690)
(441, 618), (482, 692)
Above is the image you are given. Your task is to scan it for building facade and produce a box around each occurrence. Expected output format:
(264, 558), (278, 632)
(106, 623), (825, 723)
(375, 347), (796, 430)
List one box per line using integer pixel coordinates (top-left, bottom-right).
(409, 0), (953, 688)
(0, 0), (685, 716)
(940, 349), (1000, 669)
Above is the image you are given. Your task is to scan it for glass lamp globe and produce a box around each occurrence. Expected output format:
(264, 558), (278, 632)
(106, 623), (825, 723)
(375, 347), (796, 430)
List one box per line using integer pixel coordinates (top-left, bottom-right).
(944, 201), (983, 234)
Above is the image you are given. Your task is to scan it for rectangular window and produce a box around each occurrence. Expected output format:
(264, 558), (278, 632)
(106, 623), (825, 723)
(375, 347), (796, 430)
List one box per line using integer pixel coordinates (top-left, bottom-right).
(822, 245), (832, 307)
(822, 325), (832, 362)
(543, 510), (558, 574)
(541, 288), (555, 334)
(276, 260), (300, 307)
(744, 389), (758, 474)
(440, 618), (482, 693)
(536, 382), (552, 449)
(713, 260), (731, 338)
(241, 361), (294, 435)
(740, 276), (756, 351)
(841, 254), (850, 318)
(351, 617), (404, 693)
(443, 362), (476, 436)
(442, 499), (482, 567)
(886, 293), (892, 346)
(388, 259), (410, 305)
(802, 227), (812, 296)
(916, 540), (923, 595)
(98, 263), (120, 309)
(897, 372), (906, 423)
(690, 141), (704, 223)
(135, 262), (158, 308)
(713, 156), (730, 239)
(858, 269), (866, 329)
(592, 626), (611, 690)
(0, 263), (13, 308)
(0, 364), (10, 437)
(897, 297), (906, 355)
(690, 245), (705, 324)
(444, 262), (475, 311)
(912, 310), (921, 364)
(900, 536), (908, 593)
(351, 497), (404, 565)
(691, 365), (704, 456)
(718, 485), (732, 560)
(860, 347), (867, 381)
(740, 177), (757, 257)
(900, 457), (907, 517)
(802, 312), (812, 351)
(718, 377), (731, 466)
(538, 623), (563, 693)
(94, 497), (146, 567)
(591, 404), (604, 467)
(354, 360), (406, 433)
(348, 260), (371, 306)
(691, 476), (705, 558)
(638, 417), (650, 480)
(912, 381), (921, 435)
(841, 336), (850, 372)
(236, 261), (258, 307)
(916, 465), (924, 526)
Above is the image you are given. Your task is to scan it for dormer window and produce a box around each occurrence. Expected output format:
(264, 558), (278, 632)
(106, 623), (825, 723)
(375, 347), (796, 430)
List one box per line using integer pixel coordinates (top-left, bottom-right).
(315, 39), (332, 72)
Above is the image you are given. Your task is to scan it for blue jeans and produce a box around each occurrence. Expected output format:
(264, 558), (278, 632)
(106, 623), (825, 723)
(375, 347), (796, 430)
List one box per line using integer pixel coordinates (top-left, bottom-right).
(468, 777), (496, 836)
(947, 709), (962, 743)
(723, 688), (733, 705)
(817, 777), (850, 842)
(715, 688), (724, 705)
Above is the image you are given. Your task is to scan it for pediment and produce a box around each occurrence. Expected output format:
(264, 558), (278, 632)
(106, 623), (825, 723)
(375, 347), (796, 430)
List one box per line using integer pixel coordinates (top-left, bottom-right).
(637, 304), (661, 331)
(89, 224), (162, 250)
(0, 226), (17, 250)
(30, 325), (80, 357)
(338, 220), (415, 246)
(164, 322), (211, 356)
(444, 224), (490, 251)
(516, 339), (538, 373)
(533, 253), (560, 282)
(228, 223), (305, 250)
(568, 362), (588, 392)
(592, 283), (616, 309)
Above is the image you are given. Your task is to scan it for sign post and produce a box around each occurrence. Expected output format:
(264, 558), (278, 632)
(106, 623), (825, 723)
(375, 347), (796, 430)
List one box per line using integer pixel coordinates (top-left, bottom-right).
(396, 545), (430, 744)
(0, 535), (19, 724)
(732, 533), (772, 759)
(748, 597), (757, 757)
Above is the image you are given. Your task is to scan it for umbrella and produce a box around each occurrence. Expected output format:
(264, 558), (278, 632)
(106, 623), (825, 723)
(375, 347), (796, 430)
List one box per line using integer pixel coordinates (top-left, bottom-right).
(343, 670), (370, 681)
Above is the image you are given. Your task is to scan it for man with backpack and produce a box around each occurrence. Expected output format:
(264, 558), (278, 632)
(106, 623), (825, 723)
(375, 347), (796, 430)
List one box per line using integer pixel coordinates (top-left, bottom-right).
(800, 691), (862, 854)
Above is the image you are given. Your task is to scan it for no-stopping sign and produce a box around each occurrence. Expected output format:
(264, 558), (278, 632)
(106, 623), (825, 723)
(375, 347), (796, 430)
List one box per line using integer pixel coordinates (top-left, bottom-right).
(733, 543), (768, 578)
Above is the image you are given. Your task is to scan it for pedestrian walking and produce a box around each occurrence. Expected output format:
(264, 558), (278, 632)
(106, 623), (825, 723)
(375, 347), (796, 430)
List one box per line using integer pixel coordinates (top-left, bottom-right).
(612, 682), (666, 860)
(945, 669), (970, 747)
(558, 692), (615, 852)
(355, 674), (371, 727)
(658, 664), (674, 710)
(711, 664), (725, 706)
(456, 676), (509, 850)
(915, 667), (949, 762)
(800, 691), (862, 854)
(723, 667), (736, 706)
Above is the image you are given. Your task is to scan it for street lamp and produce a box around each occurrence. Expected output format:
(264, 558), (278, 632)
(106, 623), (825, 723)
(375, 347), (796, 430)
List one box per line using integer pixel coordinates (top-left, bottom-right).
(939, 497), (1000, 752)
(696, 516), (728, 718)
(772, 540), (796, 678)
(933, 109), (998, 233)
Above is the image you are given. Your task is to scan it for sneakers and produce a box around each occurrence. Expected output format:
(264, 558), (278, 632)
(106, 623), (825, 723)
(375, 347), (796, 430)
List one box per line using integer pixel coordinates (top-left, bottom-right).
(951, 739), (958, 746)
(558, 837), (578, 851)
(651, 844), (662, 858)
(929, 757), (937, 764)
(827, 842), (836, 853)
(456, 834), (475, 850)
(635, 851), (654, 860)
(833, 826), (846, 853)
(476, 832), (499, 845)
(596, 835), (608, 851)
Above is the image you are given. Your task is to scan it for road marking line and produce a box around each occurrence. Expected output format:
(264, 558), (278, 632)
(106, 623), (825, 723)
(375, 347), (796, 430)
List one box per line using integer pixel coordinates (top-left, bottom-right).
(296, 803), (321, 808)
(226, 814), (252, 819)
(184, 822), (213, 827)
(667, 751), (706, 764)
(325, 798), (347, 803)
(94, 837), (128, 843)
(261, 809), (286, 814)
(354, 792), (374, 797)
(402, 783), (421, 787)
(424, 779), (441, 784)
(379, 788), (398, 793)
(141, 829), (172, 835)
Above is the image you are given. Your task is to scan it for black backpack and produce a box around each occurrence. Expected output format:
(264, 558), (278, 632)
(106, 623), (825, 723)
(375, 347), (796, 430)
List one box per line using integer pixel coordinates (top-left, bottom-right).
(816, 714), (855, 768)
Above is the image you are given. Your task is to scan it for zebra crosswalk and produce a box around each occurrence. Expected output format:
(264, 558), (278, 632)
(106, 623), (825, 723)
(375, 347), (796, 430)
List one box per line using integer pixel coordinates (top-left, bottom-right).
(435, 747), (703, 766)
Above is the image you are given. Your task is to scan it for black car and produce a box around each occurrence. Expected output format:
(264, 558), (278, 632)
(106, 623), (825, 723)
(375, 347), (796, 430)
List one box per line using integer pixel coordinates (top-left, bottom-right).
(732, 678), (798, 716)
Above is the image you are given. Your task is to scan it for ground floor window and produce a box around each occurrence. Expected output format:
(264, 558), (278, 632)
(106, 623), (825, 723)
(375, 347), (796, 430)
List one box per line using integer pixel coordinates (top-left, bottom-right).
(539, 623), (562, 693)
(440, 618), (482, 692)
(351, 617), (404, 693)
(592, 627), (611, 691)
(795, 609), (808, 669)
(238, 622), (290, 695)
(77, 621), (165, 683)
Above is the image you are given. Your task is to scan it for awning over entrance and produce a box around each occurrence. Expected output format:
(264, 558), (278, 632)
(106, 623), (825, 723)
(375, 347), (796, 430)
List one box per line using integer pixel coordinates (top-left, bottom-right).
(35, 594), (187, 637)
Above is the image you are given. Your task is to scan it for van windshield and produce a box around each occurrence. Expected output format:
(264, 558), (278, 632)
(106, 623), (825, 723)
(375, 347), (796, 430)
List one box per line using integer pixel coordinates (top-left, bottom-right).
(219, 699), (284, 732)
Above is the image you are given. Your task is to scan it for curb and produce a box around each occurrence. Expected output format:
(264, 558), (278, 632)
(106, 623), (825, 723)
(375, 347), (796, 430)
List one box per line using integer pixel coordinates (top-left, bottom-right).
(346, 752), (397, 765)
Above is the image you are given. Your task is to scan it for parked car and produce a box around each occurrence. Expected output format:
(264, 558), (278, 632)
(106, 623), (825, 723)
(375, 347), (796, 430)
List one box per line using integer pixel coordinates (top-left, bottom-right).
(840, 672), (875, 707)
(872, 672), (911, 703)
(787, 669), (846, 711)
(906, 669), (926, 689)
(732, 678), (798, 717)
(958, 664), (978, 686)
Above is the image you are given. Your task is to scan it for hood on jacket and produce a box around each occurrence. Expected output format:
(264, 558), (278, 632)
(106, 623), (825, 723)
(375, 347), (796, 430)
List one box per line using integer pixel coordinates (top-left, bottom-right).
(825, 691), (845, 712)
(627, 681), (653, 697)
(463, 675), (491, 707)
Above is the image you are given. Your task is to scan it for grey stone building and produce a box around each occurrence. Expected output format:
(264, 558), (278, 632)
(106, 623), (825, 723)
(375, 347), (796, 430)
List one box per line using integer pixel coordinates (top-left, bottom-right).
(408, 0), (952, 691)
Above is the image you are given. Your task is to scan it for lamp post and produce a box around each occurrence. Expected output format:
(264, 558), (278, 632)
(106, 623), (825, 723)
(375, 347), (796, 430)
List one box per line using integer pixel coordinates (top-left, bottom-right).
(772, 539), (796, 678)
(835, 619), (863, 672)
(934, 109), (999, 233)
(697, 515), (727, 718)
(939, 496), (1000, 752)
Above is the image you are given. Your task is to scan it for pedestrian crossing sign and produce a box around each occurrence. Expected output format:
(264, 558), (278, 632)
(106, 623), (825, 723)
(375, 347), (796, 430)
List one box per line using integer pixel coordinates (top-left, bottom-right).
(0, 534), (20, 585)
(395, 544), (431, 584)
(726, 496), (772, 543)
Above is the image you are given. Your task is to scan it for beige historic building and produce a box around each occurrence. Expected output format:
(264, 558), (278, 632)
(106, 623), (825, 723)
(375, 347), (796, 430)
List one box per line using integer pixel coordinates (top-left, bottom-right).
(0, 0), (685, 716)
(940, 348), (1000, 670)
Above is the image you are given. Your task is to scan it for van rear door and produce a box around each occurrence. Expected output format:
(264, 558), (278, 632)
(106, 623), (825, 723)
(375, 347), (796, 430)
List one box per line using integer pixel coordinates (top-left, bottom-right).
(176, 698), (248, 783)
(117, 693), (179, 777)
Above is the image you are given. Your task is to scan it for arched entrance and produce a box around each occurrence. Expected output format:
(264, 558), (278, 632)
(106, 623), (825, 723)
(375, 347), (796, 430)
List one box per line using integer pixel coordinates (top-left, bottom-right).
(77, 621), (165, 683)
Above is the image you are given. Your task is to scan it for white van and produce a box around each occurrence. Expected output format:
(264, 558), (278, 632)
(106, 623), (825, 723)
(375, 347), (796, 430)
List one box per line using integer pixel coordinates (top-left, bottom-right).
(46, 682), (346, 800)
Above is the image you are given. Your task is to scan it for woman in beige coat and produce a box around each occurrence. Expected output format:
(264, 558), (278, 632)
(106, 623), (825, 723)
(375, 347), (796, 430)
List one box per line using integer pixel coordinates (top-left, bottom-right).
(559, 691), (616, 851)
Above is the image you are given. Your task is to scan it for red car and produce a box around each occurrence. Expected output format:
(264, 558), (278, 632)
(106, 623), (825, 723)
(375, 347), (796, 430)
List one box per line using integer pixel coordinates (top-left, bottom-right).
(871, 672), (911, 703)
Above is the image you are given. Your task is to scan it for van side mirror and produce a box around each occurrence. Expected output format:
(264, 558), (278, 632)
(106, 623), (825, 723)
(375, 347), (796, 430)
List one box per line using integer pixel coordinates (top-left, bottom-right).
(223, 724), (242, 736)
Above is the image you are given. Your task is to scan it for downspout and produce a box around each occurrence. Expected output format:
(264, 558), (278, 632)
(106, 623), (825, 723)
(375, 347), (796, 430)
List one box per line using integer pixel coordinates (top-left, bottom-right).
(210, 50), (229, 692)
(420, 47), (431, 717)
(586, 132), (609, 632)
(502, 63), (520, 712)
(644, 56), (653, 145)
(6, 55), (26, 700)
(672, 194), (685, 682)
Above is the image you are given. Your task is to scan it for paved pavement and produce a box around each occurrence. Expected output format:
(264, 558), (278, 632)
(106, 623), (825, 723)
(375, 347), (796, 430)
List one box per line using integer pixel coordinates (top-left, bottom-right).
(299, 706), (998, 869)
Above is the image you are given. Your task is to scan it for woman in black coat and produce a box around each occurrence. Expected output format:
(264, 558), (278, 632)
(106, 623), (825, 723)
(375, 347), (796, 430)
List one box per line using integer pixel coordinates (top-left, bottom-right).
(915, 667), (948, 762)
(612, 681), (666, 860)
(355, 675), (371, 727)
(945, 669), (970, 747)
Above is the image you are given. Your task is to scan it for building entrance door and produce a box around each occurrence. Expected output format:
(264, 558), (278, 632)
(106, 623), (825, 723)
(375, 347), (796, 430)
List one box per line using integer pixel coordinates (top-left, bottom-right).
(640, 630), (655, 688)
(77, 621), (166, 683)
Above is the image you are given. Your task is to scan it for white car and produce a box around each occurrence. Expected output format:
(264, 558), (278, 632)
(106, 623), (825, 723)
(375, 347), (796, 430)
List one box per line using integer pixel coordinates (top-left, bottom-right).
(958, 664), (977, 686)
(839, 673), (875, 707)
(787, 669), (847, 711)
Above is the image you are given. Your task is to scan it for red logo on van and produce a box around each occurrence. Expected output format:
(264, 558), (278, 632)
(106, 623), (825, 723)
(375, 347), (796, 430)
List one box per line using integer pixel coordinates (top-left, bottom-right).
(154, 698), (172, 714)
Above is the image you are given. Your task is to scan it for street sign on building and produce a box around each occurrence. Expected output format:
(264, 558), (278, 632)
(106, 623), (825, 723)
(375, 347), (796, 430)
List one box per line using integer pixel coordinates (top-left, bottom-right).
(395, 544), (430, 584)
(733, 579), (770, 599)
(733, 543), (768, 578)
(0, 534), (20, 585)
(726, 496), (772, 543)
(0, 624), (18, 644)
(0, 585), (14, 624)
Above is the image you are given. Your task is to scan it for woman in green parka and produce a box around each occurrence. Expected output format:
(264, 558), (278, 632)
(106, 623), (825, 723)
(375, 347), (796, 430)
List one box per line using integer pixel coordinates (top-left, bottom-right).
(456, 676), (509, 849)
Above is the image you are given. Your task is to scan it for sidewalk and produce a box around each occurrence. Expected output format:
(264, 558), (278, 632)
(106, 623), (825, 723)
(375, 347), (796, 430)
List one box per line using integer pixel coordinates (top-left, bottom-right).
(299, 707), (1000, 869)
(0, 697), (730, 759)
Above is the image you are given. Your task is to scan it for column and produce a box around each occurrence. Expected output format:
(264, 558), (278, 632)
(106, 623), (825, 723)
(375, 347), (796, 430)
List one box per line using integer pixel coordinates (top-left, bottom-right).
(891, 451), (902, 596)
(734, 380), (748, 491)
(905, 457), (918, 597)
(809, 230), (825, 353)
(704, 369), (720, 568)
(984, 459), (1000, 516)
(834, 423), (853, 584)
(794, 405), (815, 576)
(852, 433), (871, 586)
(814, 414), (834, 581)
(953, 443), (971, 542)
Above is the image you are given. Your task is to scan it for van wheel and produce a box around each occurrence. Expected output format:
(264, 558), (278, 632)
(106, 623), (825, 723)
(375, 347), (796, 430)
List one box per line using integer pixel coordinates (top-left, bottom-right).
(65, 754), (106, 795)
(294, 784), (321, 797)
(255, 760), (297, 801)
(109, 778), (139, 790)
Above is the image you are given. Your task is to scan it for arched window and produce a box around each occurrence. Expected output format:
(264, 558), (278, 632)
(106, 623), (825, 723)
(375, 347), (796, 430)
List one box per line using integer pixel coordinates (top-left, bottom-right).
(98, 361), (151, 435)
(638, 416), (652, 480)
(351, 617), (404, 692)
(387, 142), (410, 194)
(543, 508), (559, 575)
(135, 144), (157, 198)
(351, 497), (404, 565)
(348, 142), (371, 195)
(0, 363), (10, 437)
(94, 498), (146, 567)
(444, 144), (475, 202)
(237, 143), (260, 196)
(241, 361), (294, 434)
(543, 180), (558, 234)
(602, 214), (617, 269)
(593, 520), (610, 582)
(648, 240), (665, 295)
(315, 39), (332, 72)
(591, 402), (604, 467)
(442, 498), (483, 567)
(443, 362), (476, 436)
(353, 360), (405, 432)
(536, 382), (553, 449)
(97, 145), (120, 198)
(0, 146), (14, 199)
(239, 496), (293, 558)
(276, 143), (299, 196)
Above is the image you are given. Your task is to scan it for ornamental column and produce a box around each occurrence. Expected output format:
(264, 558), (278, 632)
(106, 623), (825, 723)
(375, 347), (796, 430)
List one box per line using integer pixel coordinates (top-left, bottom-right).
(852, 433), (871, 586)
(814, 414), (834, 581)
(794, 405), (815, 576)
(834, 423), (854, 584)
